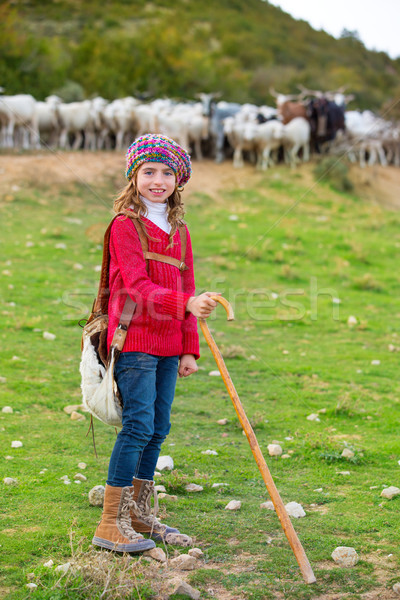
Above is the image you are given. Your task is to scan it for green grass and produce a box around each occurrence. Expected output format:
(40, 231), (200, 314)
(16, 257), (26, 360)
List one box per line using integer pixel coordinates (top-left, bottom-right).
(1, 160), (400, 599)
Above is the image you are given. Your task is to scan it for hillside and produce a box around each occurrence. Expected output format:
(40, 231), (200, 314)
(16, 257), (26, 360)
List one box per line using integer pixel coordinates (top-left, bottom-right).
(1, 0), (400, 113)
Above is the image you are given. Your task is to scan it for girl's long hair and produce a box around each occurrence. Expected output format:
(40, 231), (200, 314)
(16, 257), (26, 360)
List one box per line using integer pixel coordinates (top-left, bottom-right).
(113, 171), (185, 247)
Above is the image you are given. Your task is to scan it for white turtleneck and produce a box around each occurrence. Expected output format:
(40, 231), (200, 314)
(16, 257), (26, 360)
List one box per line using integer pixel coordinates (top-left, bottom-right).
(140, 195), (171, 234)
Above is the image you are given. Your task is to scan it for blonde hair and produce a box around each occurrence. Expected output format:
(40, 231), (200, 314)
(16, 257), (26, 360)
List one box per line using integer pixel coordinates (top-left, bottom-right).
(113, 171), (185, 247)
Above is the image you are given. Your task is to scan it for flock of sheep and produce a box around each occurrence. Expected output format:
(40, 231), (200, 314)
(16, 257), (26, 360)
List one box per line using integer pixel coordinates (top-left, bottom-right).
(0, 88), (398, 169)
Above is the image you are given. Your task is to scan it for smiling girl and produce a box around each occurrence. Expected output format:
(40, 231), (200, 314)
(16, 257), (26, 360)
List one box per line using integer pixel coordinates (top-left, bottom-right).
(92, 134), (218, 554)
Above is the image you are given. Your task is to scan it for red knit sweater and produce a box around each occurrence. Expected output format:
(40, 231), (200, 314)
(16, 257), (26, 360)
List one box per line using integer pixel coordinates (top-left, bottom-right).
(107, 215), (200, 359)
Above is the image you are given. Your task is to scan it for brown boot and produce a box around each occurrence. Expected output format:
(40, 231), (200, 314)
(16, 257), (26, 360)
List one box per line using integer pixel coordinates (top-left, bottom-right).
(131, 478), (192, 546)
(92, 484), (156, 553)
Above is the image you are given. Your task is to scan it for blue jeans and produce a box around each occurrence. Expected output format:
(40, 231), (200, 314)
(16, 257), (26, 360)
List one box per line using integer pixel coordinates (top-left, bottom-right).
(107, 352), (179, 487)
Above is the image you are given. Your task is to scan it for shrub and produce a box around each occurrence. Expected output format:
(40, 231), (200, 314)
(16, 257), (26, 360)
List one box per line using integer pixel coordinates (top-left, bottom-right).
(313, 157), (353, 193)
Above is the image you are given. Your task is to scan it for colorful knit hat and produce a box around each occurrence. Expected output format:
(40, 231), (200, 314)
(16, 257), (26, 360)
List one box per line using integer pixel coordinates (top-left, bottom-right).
(125, 134), (192, 186)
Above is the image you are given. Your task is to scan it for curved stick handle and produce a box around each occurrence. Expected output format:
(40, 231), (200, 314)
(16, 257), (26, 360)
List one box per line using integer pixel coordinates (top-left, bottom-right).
(208, 295), (235, 321)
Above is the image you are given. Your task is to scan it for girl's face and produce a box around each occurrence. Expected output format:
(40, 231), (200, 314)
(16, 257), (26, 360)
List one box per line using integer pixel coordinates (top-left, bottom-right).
(136, 162), (176, 203)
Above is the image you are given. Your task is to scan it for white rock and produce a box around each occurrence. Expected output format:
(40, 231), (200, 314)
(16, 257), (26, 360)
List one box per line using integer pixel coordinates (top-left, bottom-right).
(217, 418), (228, 425)
(158, 493), (177, 501)
(26, 583), (38, 589)
(212, 483), (228, 488)
(185, 483), (203, 492)
(5, 456), (14, 460)
(260, 501), (275, 511)
(77, 462), (87, 469)
(188, 548), (204, 559)
(155, 485), (166, 493)
(0, 376), (7, 383)
(170, 554), (197, 571)
(338, 471), (351, 476)
(201, 449), (218, 456)
(393, 582), (400, 594)
(167, 578), (201, 599)
(55, 243), (67, 250)
(2, 406), (13, 413)
(331, 546), (359, 567)
(267, 444), (282, 457)
(306, 413), (320, 422)
(63, 404), (84, 415)
(59, 475), (69, 481)
(314, 488), (323, 492)
(74, 480), (81, 484)
(43, 560), (54, 568)
(55, 562), (71, 574)
(285, 501), (306, 518)
(70, 411), (85, 421)
(143, 547), (166, 563)
(225, 500), (241, 511)
(347, 316), (357, 326)
(341, 448), (355, 459)
(11, 440), (23, 448)
(208, 370), (221, 376)
(73, 263), (83, 270)
(380, 486), (400, 500)
(333, 297), (341, 304)
(43, 331), (56, 341)
(64, 480), (71, 485)
(3, 477), (18, 485)
(281, 454), (291, 459)
(156, 455), (174, 471)
(74, 473), (87, 482)
(88, 485), (105, 506)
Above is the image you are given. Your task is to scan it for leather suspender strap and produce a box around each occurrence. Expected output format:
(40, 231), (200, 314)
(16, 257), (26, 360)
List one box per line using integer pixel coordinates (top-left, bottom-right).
(110, 294), (137, 351)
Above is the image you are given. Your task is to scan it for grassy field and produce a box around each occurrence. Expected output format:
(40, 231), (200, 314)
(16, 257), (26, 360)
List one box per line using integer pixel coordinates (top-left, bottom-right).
(1, 155), (400, 599)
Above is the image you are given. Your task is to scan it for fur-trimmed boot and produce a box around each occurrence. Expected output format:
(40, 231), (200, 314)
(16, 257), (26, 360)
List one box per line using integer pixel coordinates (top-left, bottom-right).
(92, 484), (156, 553)
(131, 478), (192, 546)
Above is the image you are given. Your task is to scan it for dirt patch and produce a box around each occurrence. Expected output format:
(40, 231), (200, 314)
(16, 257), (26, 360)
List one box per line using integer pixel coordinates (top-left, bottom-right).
(1, 152), (400, 213)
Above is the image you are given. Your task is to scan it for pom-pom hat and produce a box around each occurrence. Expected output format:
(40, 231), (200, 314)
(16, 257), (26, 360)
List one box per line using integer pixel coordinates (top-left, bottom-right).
(125, 134), (192, 187)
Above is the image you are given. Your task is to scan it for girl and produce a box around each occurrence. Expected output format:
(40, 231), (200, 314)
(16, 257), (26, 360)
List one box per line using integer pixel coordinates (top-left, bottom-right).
(93, 134), (218, 553)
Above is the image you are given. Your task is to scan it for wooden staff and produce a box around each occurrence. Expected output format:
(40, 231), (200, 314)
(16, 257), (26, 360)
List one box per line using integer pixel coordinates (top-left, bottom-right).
(199, 296), (316, 585)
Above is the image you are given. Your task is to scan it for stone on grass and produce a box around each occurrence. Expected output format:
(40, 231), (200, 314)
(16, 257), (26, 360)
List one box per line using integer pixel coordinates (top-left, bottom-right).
(70, 411), (85, 421)
(331, 546), (359, 567)
(371, 359), (380, 366)
(285, 501), (306, 518)
(88, 485), (105, 506)
(26, 583), (38, 590)
(43, 331), (56, 341)
(2, 406), (13, 414)
(158, 493), (177, 501)
(347, 316), (358, 327)
(64, 404), (85, 415)
(170, 554), (197, 571)
(380, 486), (400, 500)
(208, 370), (221, 377)
(156, 455), (174, 471)
(155, 485), (166, 493)
(43, 560), (54, 568)
(144, 547), (166, 563)
(77, 462), (87, 469)
(55, 562), (71, 574)
(185, 483), (203, 492)
(217, 418), (228, 425)
(281, 454), (291, 459)
(260, 501), (275, 511)
(201, 449), (218, 456)
(212, 483), (228, 488)
(188, 548), (204, 559)
(167, 577), (201, 600)
(74, 473), (87, 482)
(306, 413), (320, 422)
(341, 448), (355, 459)
(338, 471), (351, 476)
(0, 377), (7, 384)
(3, 477), (18, 485)
(5, 456), (13, 460)
(393, 582), (400, 595)
(267, 444), (282, 457)
(225, 500), (241, 511)
(11, 441), (23, 448)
